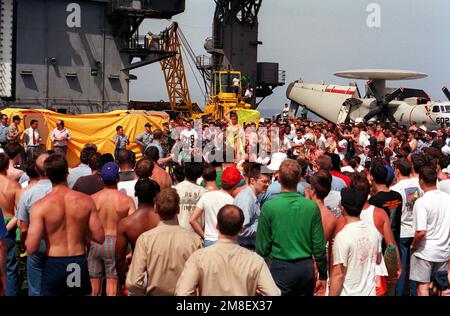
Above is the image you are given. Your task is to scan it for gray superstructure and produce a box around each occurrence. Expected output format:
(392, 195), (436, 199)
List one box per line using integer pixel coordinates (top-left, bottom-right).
(0, 0), (185, 113)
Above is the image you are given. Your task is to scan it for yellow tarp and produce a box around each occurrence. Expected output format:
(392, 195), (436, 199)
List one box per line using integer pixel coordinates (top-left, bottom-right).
(236, 108), (260, 127)
(0, 108), (169, 167)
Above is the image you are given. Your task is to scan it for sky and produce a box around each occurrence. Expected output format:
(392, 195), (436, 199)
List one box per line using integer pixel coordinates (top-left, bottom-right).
(129, 0), (450, 117)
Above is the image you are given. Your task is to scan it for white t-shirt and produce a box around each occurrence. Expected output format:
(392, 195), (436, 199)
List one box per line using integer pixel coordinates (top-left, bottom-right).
(293, 136), (305, 145)
(340, 165), (355, 173)
(324, 190), (341, 216)
(336, 139), (348, 160)
(180, 129), (198, 149)
(412, 190), (450, 262)
(174, 181), (206, 232)
(333, 221), (380, 296)
(390, 178), (423, 238)
(316, 134), (328, 151)
(385, 137), (392, 148)
(118, 179), (138, 207)
(437, 178), (450, 194)
(232, 77), (240, 87)
(357, 133), (371, 153)
(196, 190), (234, 241)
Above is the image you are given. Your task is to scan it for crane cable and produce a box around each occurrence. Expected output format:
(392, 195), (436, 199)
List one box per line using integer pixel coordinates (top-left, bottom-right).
(180, 43), (207, 103)
(177, 27), (208, 103)
(178, 26), (211, 95)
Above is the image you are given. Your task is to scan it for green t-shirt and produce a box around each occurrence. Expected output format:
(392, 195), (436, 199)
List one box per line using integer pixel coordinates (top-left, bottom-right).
(256, 192), (327, 280)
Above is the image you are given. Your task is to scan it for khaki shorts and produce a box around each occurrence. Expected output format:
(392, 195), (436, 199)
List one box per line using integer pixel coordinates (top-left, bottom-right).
(410, 254), (448, 283)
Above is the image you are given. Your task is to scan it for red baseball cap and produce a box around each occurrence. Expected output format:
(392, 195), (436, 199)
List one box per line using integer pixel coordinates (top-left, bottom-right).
(221, 166), (244, 187)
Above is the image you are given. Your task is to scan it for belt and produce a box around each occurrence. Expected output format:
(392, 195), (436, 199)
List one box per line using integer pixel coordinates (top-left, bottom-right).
(54, 145), (67, 147)
(272, 256), (312, 263)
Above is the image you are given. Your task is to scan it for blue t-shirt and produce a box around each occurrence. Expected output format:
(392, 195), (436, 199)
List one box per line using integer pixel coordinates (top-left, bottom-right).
(260, 180), (305, 206)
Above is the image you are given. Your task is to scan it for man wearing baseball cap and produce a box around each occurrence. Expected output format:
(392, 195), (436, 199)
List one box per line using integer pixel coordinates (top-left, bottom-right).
(89, 162), (136, 296)
(190, 166), (242, 247)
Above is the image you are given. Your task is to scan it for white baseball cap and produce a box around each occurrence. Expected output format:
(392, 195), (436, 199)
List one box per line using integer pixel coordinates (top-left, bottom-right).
(266, 152), (288, 172)
(442, 164), (450, 174)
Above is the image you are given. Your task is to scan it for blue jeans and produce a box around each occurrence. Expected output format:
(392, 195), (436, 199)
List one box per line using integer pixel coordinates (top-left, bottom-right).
(270, 257), (315, 296)
(27, 240), (46, 296)
(5, 231), (18, 296)
(396, 237), (417, 296)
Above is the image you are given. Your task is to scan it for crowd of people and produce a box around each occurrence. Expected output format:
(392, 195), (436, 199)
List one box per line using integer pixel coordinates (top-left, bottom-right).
(0, 109), (449, 296)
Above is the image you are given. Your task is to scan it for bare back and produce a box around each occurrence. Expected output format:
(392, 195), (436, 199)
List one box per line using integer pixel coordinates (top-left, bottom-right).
(92, 188), (135, 236)
(319, 205), (337, 242)
(150, 166), (172, 190)
(32, 187), (97, 257)
(0, 174), (21, 218)
(120, 208), (159, 250)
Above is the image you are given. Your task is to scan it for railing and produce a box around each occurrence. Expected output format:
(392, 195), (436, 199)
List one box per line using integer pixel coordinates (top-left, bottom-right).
(108, 0), (185, 16)
(196, 55), (212, 69)
(127, 34), (164, 51)
(109, 0), (155, 11)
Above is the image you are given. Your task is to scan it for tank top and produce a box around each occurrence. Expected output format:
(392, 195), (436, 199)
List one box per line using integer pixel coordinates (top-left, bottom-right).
(360, 205), (388, 276)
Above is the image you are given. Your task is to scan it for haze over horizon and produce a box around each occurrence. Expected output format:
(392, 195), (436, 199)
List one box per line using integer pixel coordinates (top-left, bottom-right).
(130, 0), (450, 118)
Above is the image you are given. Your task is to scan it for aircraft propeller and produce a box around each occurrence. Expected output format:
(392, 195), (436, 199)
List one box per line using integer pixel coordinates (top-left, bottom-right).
(442, 86), (450, 101)
(364, 80), (403, 123)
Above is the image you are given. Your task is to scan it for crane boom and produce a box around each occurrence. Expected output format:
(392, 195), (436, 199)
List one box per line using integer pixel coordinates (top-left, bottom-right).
(159, 23), (193, 114)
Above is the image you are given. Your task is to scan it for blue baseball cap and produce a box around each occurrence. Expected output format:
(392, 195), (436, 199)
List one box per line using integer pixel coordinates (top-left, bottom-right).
(101, 162), (119, 182)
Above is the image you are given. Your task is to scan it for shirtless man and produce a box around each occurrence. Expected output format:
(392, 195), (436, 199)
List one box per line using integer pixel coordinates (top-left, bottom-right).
(0, 153), (21, 296)
(17, 152), (50, 296)
(90, 162), (136, 296)
(145, 146), (172, 189)
(307, 170), (337, 296)
(25, 154), (104, 296)
(116, 178), (160, 294)
(308, 170), (337, 242)
(3, 143), (24, 182)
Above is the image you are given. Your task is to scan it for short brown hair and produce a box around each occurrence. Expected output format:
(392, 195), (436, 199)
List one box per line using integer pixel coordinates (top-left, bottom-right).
(419, 166), (437, 186)
(0, 153), (9, 172)
(279, 159), (300, 190)
(88, 152), (102, 171)
(44, 154), (69, 185)
(135, 158), (154, 178)
(153, 129), (163, 140)
(202, 163), (216, 182)
(394, 158), (412, 177)
(350, 173), (370, 201)
(310, 170), (331, 200)
(117, 149), (131, 165)
(316, 155), (332, 171)
(155, 188), (180, 220)
(3, 142), (22, 160)
(217, 205), (244, 236)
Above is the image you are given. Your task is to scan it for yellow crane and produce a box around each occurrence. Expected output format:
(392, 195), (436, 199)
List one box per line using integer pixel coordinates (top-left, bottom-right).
(159, 23), (251, 120)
